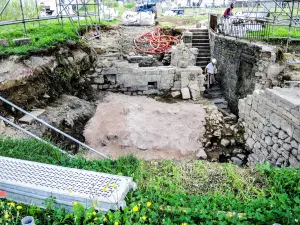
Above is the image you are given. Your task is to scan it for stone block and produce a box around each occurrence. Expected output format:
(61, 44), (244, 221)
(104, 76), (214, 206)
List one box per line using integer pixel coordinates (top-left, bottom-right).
(270, 113), (281, 128)
(189, 84), (200, 101)
(0, 39), (9, 46)
(19, 109), (46, 125)
(143, 90), (160, 95)
(102, 68), (117, 75)
(181, 72), (190, 88)
(288, 154), (299, 167)
(94, 76), (104, 84)
(171, 91), (181, 98)
(280, 119), (294, 137)
(265, 136), (273, 146)
(246, 138), (255, 149)
(13, 38), (31, 46)
(92, 84), (98, 90)
(292, 128), (300, 143)
(181, 87), (191, 100)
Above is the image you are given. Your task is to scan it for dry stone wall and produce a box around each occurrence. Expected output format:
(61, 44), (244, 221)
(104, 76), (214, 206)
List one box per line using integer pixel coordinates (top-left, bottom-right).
(239, 87), (300, 167)
(89, 61), (205, 97)
(209, 31), (283, 114)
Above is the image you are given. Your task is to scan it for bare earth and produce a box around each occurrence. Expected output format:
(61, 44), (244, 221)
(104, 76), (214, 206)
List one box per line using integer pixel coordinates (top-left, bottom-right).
(84, 93), (206, 160)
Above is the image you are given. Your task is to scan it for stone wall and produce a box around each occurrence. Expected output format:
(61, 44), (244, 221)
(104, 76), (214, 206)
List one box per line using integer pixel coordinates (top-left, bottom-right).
(239, 87), (300, 167)
(89, 61), (205, 98)
(209, 31), (283, 114)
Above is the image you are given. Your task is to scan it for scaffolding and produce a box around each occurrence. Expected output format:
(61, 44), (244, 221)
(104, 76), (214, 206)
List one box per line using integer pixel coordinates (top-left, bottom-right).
(211, 0), (300, 50)
(0, 0), (105, 40)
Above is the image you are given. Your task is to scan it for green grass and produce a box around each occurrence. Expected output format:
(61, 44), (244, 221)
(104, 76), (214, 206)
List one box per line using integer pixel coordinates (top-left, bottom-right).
(0, 18), (118, 56)
(0, 138), (299, 224)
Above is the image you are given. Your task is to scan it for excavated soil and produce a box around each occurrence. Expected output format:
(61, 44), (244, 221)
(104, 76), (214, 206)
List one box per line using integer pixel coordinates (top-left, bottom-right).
(84, 93), (206, 160)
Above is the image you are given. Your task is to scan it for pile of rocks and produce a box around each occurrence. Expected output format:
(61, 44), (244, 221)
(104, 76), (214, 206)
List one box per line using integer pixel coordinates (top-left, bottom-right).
(202, 105), (246, 165)
(239, 87), (300, 167)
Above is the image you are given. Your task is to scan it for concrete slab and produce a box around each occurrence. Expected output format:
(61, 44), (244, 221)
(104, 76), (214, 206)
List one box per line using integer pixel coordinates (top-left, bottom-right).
(19, 109), (46, 124)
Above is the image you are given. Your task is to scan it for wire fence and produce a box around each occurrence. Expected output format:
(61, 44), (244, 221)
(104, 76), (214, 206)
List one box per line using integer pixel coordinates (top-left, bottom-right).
(0, 0), (105, 39)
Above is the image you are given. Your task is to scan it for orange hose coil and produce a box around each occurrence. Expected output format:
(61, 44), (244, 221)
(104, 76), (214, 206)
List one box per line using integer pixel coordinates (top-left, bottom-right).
(134, 27), (180, 54)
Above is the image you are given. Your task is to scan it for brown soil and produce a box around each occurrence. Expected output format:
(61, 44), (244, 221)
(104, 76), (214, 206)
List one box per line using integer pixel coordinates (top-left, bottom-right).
(84, 93), (206, 160)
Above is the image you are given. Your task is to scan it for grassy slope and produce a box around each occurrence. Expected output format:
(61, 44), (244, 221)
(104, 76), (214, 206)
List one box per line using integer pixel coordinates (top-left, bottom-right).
(0, 18), (118, 56)
(0, 138), (299, 224)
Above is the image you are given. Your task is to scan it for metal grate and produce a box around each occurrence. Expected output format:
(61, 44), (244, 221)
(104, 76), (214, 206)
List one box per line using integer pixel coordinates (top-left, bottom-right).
(0, 156), (136, 212)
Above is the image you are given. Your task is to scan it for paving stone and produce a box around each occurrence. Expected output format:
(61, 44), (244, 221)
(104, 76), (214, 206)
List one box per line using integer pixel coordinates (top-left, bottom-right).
(19, 109), (46, 125)
(13, 38), (31, 46)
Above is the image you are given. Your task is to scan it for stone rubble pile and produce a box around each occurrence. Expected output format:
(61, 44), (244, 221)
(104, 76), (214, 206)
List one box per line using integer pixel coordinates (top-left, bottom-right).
(202, 105), (246, 165)
(239, 87), (300, 167)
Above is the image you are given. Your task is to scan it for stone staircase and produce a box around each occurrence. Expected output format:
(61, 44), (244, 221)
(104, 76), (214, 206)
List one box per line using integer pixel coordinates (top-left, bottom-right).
(190, 28), (211, 69)
(203, 84), (228, 109)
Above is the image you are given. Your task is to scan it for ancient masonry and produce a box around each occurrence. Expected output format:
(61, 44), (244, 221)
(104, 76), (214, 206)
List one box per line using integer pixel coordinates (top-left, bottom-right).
(90, 43), (205, 100)
(239, 88), (300, 167)
(209, 30), (282, 114)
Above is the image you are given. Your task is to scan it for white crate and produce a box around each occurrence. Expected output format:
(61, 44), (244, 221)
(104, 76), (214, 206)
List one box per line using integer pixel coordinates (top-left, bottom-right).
(0, 156), (136, 212)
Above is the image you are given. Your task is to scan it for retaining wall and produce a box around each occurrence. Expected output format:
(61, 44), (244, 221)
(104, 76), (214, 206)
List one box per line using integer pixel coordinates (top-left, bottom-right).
(88, 62), (205, 96)
(209, 31), (283, 114)
(239, 87), (300, 167)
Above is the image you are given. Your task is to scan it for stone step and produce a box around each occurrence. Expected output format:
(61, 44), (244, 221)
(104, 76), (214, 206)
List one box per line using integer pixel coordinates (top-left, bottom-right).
(197, 56), (211, 60)
(196, 62), (210, 67)
(190, 29), (208, 33)
(192, 35), (209, 39)
(211, 97), (226, 104)
(192, 43), (210, 47)
(215, 102), (228, 109)
(192, 39), (210, 43)
(192, 45), (210, 50)
(197, 53), (211, 57)
(210, 85), (221, 91)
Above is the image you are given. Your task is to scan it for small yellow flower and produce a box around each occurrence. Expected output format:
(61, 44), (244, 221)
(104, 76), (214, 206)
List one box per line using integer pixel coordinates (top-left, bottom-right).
(4, 213), (9, 219)
(106, 183), (110, 187)
(68, 190), (73, 193)
(102, 187), (107, 192)
(182, 223), (187, 225)
(7, 202), (15, 207)
(146, 202), (151, 207)
(73, 202), (78, 206)
(103, 217), (107, 222)
(133, 205), (139, 212)
(93, 211), (96, 215)
(112, 183), (117, 189)
(141, 216), (147, 220)
(114, 222), (119, 225)
(17, 206), (22, 210)
(94, 218), (98, 221)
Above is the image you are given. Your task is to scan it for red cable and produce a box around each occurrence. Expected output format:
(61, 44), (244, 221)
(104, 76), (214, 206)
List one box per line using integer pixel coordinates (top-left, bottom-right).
(134, 27), (180, 54)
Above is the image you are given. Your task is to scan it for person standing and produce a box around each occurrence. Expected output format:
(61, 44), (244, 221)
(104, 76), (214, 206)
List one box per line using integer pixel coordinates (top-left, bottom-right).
(205, 58), (218, 89)
(223, 3), (234, 18)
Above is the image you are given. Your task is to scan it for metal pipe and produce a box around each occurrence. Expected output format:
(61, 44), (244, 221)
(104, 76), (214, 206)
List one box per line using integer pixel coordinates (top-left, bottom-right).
(19, 0), (27, 37)
(0, 0), (11, 16)
(34, 0), (40, 27)
(0, 96), (109, 159)
(0, 116), (73, 158)
(286, 0), (295, 52)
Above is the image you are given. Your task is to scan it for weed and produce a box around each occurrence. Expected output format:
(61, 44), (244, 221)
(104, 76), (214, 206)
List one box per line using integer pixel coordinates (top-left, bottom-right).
(0, 138), (299, 224)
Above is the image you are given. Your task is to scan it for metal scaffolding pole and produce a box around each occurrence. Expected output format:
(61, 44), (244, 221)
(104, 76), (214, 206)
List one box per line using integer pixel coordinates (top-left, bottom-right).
(19, 0), (27, 37)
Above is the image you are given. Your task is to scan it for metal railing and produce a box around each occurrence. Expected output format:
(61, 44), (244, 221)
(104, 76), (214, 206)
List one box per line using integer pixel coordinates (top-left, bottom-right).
(0, 96), (110, 159)
(219, 16), (271, 41)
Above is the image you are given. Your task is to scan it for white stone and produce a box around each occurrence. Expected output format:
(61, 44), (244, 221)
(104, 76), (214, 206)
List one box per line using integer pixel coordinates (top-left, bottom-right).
(181, 87), (191, 100)
(221, 139), (230, 147)
(265, 136), (273, 146)
(196, 149), (207, 159)
(171, 91), (181, 98)
(188, 84), (200, 101)
(19, 109), (46, 125)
